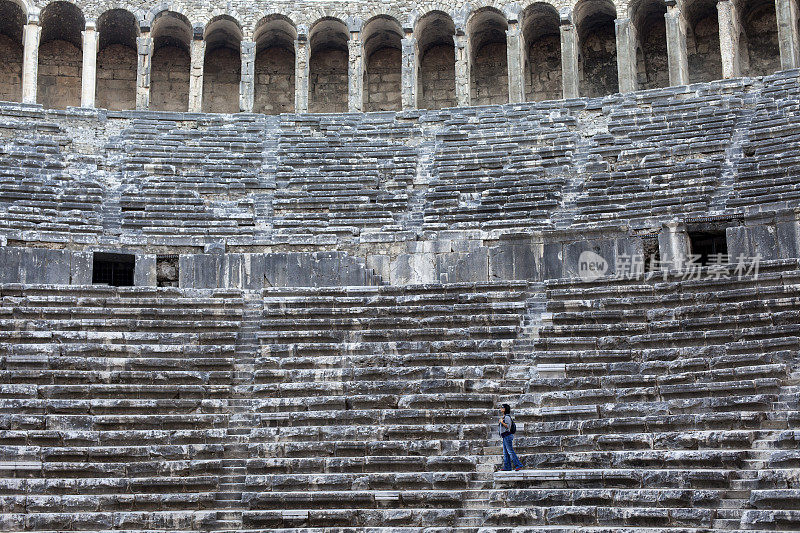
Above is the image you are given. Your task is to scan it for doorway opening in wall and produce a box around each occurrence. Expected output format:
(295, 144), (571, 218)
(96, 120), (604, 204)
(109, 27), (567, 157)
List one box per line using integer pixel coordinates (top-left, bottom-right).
(688, 229), (728, 266)
(157, 254), (179, 287)
(642, 235), (660, 272)
(92, 252), (135, 286)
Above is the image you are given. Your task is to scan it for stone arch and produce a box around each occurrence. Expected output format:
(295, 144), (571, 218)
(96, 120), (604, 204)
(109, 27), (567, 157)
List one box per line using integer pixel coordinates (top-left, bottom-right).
(575, 0), (618, 96)
(521, 2), (561, 101)
(685, 0), (722, 82)
(0, 0), (25, 102)
(362, 14), (402, 111)
(253, 14), (296, 114)
(308, 17), (348, 113)
(468, 7), (509, 105)
(630, 0), (669, 89)
(737, 0), (780, 76)
(149, 10), (191, 111)
(416, 10), (456, 109)
(38, 0), (84, 108)
(202, 15), (241, 113)
(96, 8), (138, 110)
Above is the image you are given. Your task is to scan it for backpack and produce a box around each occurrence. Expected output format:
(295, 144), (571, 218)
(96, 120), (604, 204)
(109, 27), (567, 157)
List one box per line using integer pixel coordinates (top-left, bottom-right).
(509, 418), (517, 434)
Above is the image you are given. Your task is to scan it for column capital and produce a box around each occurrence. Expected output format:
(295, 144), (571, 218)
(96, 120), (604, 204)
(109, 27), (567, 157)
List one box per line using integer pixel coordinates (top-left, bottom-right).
(559, 8), (574, 27)
(505, 20), (522, 37)
(348, 31), (362, 46)
(26, 12), (40, 25)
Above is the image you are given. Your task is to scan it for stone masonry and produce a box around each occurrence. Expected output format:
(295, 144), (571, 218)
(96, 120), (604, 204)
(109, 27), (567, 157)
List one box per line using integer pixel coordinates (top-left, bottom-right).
(0, 0), (799, 531)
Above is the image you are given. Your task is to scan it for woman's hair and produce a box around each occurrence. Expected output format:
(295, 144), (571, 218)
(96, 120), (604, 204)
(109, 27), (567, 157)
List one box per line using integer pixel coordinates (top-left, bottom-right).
(502, 403), (511, 415)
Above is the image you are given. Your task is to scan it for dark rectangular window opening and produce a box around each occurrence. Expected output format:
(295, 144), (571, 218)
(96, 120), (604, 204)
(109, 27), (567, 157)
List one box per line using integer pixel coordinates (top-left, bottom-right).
(642, 236), (660, 272)
(689, 230), (728, 266)
(92, 252), (135, 286)
(156, 255), (179, 287)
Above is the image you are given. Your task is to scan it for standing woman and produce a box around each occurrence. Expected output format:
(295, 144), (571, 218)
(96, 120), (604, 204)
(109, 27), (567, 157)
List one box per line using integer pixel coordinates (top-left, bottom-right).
(498, 403), (523, 471)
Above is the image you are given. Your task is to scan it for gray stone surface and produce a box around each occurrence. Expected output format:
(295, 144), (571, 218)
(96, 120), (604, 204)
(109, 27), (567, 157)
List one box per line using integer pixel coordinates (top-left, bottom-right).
(0, 259), (797, 531)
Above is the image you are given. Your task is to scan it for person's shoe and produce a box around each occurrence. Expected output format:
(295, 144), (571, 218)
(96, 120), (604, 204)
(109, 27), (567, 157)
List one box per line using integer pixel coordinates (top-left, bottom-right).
(514, 466), (523, 471)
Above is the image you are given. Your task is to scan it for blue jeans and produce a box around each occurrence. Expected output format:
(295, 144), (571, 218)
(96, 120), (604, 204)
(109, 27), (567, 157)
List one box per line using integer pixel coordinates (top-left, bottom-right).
(501, 434), (523, 470)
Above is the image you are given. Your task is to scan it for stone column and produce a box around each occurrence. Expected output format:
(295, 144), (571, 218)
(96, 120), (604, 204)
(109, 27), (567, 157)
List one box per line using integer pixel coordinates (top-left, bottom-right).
(80, 21), (98, 108)
(239, 40), (256, 112)
(559, 11), (579, 99)
(506, 19), (526, 103)
(615, 18), (638, 93)
(658, 220), (691, 271)
(664, 0), (690, 86)
(717, 0), (741, 78)
(294, 34), (309, 113)
(348, 31), (363, 112)
(188, 35), (206, 112)
(136, 33), (153, 110)
(21, 15), (41, 104)
(401, 29), (417, 110)
(454, 31), (470, 106)
(775, 0), (800, 69)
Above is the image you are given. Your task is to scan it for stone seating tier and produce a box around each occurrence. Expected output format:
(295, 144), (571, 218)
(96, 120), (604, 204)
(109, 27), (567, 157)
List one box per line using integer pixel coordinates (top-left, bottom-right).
(0, 264), (798, 530)
(2, 73), (800, 244)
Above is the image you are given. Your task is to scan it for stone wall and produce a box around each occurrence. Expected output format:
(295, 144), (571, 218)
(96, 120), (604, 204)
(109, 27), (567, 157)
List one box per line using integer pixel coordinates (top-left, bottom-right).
(96, 43), (136, 111)
(150, 45), (190, 112)
(364, 47), (401, 112)
(637, 21), (669, 89)
(741, 1), (781, 76)
(309, 48), (347, 113)
(418, 44), (457, 110)
(688, 15), (722, 82)
(37, 39), (81, 109)
(579, 25), (618, 97)
(0, 34), (22, 103)
(525, 35), (561, 101)
(203, 46), (241, 113)
(471, 41), (509, 105)
(254, 46), (295, 114)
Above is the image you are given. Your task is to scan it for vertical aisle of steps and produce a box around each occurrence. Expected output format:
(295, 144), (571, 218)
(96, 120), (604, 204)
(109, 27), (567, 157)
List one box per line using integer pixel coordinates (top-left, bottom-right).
(713, 84), (759, 215)
(213, 291), (262, 531)
(253, 116), (279, 237)
(455, 283), (548, 529)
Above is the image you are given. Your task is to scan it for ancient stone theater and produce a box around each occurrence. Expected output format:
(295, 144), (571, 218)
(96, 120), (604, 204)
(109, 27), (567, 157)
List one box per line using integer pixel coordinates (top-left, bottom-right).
(0, 0), (799, 528)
